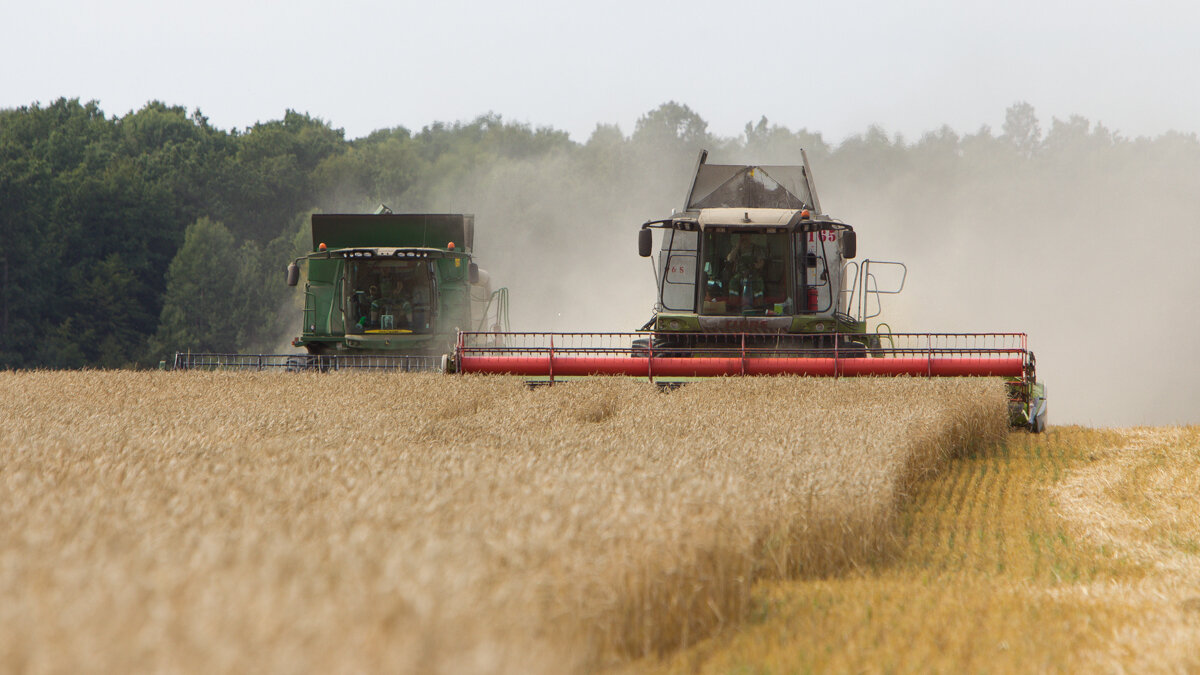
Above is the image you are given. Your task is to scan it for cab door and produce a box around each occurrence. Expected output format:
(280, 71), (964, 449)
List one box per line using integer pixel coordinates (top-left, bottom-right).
(658, 229), (698, 312)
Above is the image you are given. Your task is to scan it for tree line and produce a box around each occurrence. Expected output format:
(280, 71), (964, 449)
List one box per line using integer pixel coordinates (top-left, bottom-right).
(1, 97), (1197, 368)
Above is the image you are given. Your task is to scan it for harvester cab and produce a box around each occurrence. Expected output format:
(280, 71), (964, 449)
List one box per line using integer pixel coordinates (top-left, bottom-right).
(285, 211), (509, 360)
(637, 149), (906, 353)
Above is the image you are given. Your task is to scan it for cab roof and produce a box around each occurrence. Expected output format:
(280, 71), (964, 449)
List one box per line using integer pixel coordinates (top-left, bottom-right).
(686, 160), (814, 211)
(662, 208), (849, 231)
(698, 208), (804, 227)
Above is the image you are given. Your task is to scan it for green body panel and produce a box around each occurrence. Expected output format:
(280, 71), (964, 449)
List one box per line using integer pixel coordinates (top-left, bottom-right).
(304, 258), (343, 335)
(652, 312), (865, 335)
(788, 315), (865, 333)
(653, 314), (702, 332)
(433, 257), (471, 331)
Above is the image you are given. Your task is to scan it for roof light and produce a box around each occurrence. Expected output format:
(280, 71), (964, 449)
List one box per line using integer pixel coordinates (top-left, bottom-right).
(318, 242), (327, 251)
(448, 241), (456, 250)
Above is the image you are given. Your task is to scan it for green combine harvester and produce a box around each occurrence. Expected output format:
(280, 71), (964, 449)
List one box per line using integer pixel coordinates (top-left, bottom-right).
(452, 150), (1048, 431)
(172, 207), (509, 372)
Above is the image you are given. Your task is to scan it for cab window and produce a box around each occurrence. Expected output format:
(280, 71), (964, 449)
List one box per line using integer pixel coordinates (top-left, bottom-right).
(699, 231), (791, 316)
(346, 259), (435, 332)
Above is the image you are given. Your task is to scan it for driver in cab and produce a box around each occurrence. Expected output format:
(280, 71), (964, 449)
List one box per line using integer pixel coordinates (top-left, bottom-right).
(724, 234), (767, 310)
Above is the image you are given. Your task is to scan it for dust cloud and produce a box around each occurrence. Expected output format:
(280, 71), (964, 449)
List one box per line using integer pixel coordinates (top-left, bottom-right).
(817, 140), (1200, 428)
(338, 124), (1200, 427)
(424, 141), (696, 335)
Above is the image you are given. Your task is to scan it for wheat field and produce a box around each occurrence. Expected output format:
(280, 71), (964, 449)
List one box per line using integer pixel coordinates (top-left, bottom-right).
(636, 426), (1200, 673)
(0, 371), (1008, 673)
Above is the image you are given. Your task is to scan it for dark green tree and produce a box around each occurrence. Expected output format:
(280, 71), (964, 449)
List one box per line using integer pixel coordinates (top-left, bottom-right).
(68, 253), (156, 367)
(228, 110), (347, 241)
(148, 217), (239, 356)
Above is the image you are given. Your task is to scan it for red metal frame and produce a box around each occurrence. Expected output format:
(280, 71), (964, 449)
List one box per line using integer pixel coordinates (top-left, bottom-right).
(455, 332), (1031, 381)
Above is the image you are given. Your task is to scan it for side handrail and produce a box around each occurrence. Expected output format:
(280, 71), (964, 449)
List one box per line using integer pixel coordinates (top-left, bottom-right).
(853, 259), (908, 321)
(475, 287), (511, 332)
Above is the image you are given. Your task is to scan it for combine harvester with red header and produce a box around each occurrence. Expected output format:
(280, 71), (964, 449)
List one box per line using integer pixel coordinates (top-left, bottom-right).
(453, 150), (1047, 431)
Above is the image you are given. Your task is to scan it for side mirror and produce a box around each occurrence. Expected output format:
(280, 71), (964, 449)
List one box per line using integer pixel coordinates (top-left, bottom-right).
(841, 231), (857, 259)
(286, 262), (300, 287)
(469, 262), (480, 284)
(638, 228), (653, 257)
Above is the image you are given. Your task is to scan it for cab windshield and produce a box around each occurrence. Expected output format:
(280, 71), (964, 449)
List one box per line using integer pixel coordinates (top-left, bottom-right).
(699, 231), (791, 315)
(346, 259), (434, 332)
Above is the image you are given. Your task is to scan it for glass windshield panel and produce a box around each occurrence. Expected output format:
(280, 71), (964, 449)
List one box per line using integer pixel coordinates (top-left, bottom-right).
(699, 231), (791, 316)
(347, 259), (434, 332)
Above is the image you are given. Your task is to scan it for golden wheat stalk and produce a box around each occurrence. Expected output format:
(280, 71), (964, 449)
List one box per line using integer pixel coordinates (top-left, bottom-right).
(0, 372), (1007, 673)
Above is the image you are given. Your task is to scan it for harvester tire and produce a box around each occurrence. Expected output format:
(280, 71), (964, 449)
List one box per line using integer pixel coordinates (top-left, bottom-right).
(839, 340), (869, 359)
(647, 336), (691, 358)
(631, 338), (651, 357)
(1031, 409), (1047, 433)
(303, 344), (334, 372)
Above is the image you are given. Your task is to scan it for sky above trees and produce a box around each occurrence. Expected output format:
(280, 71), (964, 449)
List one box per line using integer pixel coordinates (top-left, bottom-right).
(3, 0), (1199, 143)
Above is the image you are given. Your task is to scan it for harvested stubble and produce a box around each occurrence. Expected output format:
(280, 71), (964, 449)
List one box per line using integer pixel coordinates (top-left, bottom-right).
(0, 371), (1007, 673)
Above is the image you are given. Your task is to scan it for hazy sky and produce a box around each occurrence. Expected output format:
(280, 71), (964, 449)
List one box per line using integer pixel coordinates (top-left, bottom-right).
(5, 0), (1199, 142)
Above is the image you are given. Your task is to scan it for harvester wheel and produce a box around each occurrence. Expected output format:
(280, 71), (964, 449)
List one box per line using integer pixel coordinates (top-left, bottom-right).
(285, 355), (313, 372)
(631, 338), (651, 357)
(302, 344), (333, 372)
(658, 341), (692, 358)
(1028, 384), (1048, 433)
(838, 340), (869, 359)
(1030, 407), (1047, 433)
(645, 336), (691, 358)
